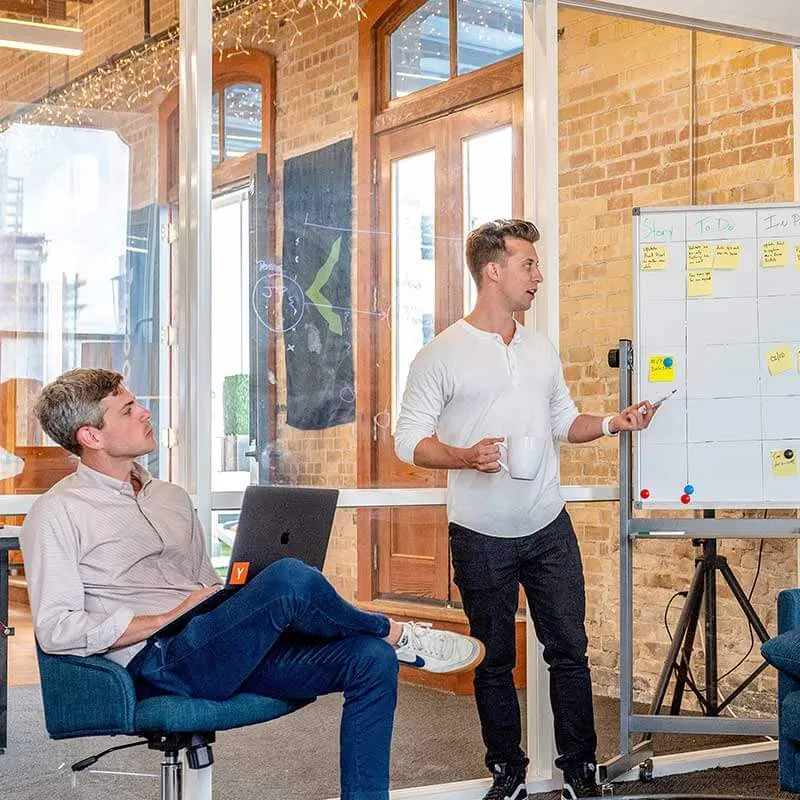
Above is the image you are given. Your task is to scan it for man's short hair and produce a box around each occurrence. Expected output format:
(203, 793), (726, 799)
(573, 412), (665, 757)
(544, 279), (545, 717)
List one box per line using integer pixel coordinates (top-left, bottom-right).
(465, 219), (540, 289)
(34, 368), (124, 455)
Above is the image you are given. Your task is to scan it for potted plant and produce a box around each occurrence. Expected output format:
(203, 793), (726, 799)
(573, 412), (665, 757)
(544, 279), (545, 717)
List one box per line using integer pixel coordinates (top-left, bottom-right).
(222, 373), (250, 471)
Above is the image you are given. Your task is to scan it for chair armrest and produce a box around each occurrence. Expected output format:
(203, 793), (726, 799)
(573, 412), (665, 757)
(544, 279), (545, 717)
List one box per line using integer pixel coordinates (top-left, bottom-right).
(36, 646), (138, 738)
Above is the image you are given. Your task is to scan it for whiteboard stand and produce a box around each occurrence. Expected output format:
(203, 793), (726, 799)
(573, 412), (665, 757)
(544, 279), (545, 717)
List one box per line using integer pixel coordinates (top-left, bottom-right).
(645, 529), (771, 724)
(599, 338), (798, 786)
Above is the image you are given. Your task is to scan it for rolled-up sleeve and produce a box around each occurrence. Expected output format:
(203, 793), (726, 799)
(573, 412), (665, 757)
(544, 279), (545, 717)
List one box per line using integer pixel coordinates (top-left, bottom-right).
(549, 346), (580, 442)
(395, 351), (450, 465)
(20, 498), (134, 656)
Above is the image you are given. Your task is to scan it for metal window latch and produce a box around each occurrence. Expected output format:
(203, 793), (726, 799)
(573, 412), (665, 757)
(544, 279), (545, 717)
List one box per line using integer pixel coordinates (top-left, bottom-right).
(161, 222), (178, 244)
(160, 325), (177, 347)
(161, 428), (177, 450)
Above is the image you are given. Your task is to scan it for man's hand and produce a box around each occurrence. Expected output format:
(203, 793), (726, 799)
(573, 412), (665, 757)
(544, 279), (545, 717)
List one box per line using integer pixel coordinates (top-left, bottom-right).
(609, 400), (658, 433)
(464, 436), (505, 473)
(111, 584), (223, 650)
(167, 585), (222, 621)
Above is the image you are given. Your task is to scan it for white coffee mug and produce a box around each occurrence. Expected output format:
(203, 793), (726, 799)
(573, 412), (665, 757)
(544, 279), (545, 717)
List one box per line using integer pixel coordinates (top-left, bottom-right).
(497, 436), (543, 481)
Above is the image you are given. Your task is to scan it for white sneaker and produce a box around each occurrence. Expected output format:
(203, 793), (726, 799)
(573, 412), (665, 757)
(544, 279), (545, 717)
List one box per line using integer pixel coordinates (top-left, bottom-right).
(395, 622), (485, 674)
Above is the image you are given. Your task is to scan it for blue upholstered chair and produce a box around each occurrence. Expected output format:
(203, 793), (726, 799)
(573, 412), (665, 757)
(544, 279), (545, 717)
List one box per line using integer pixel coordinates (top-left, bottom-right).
(36, 645), (310, 799)
(761, 588), (800, 792)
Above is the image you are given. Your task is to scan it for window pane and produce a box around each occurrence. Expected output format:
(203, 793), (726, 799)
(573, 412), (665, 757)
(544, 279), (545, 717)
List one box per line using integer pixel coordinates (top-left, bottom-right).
(212, 91), (220, 166)
(456, 0), (523, 76)
(390, 0), (450, 99)
(463, 127), (513, 312)
(224, 83), (262, 160)
(0, 121), (167, 489)
(392, 151), (436, 422)
(211, 189), (251, 492)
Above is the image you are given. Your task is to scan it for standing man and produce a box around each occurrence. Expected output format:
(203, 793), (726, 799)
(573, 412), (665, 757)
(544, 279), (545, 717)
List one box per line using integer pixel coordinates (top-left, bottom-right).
(395, 220), (656, 800)
(21, 368), (484, 800)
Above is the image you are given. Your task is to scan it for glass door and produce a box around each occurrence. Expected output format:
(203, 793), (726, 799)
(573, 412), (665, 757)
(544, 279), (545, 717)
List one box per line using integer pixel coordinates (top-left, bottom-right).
(366, 91), (522, 605)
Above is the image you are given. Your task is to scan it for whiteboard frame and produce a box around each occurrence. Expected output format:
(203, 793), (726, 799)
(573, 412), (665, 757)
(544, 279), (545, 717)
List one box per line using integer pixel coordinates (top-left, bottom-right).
(633, 202), (800, 510)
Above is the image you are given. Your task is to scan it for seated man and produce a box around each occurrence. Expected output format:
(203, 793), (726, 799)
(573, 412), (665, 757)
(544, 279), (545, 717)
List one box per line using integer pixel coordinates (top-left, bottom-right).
(21, 368), (484, 800)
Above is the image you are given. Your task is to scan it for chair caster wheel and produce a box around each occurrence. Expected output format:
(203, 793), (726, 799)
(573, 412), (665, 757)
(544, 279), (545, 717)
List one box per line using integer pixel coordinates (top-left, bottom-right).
(638, 759), (653, 782)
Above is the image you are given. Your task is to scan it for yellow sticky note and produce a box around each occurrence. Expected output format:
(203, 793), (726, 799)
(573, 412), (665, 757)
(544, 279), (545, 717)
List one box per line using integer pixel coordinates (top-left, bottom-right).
(687, 269), (713, 297)
(766, 345), (793, 376)
(795, 244), (800, 269)
(713, 243), (741, 269)
(641, 244), (667, 271)
(762, 240), (788, 267)
(771, 449), (799, 477)
(687, 243), (713, 269)
(649, 355), (675, 383)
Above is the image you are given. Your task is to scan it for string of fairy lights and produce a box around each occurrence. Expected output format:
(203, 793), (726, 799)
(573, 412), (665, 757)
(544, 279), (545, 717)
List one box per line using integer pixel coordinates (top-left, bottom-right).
(4, 0), (363, 129)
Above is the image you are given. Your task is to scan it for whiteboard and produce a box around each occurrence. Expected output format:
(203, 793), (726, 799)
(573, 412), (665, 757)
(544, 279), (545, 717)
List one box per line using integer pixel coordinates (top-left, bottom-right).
(634, 204), (800, 509)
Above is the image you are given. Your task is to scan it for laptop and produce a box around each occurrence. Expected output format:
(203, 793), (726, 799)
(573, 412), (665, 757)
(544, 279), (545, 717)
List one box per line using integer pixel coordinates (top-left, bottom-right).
(152, 485), (339, 638)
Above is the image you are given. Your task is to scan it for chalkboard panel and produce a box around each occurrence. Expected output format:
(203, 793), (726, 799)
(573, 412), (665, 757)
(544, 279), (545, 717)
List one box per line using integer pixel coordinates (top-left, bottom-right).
(634, 204), (800, 509)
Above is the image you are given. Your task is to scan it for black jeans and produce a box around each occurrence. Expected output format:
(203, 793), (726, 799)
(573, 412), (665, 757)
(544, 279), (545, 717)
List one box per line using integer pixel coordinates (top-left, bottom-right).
(449, 507), (597, 773)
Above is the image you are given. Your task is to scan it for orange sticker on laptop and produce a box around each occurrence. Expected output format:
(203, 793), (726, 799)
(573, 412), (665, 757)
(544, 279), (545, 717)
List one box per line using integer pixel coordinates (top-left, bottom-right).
(229, 562), (250, 585)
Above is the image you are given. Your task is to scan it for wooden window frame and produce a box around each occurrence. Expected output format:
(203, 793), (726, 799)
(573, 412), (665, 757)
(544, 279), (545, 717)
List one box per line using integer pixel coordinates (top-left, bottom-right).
(356, 1), (522, 496)
(158, 50), (276, 204)
(374, 0), (523, 132)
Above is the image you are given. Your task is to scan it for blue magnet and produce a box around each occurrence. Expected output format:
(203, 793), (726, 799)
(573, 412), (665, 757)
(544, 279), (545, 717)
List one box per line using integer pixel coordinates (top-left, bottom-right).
(663, 357), (673, 368)
(683, 484), (694, 495)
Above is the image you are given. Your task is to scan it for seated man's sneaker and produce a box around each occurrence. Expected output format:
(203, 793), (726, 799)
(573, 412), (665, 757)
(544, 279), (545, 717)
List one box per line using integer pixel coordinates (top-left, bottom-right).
(561, 762), (600, 799)
(481, 763), (527, 800)
(395, 621), (485, 673)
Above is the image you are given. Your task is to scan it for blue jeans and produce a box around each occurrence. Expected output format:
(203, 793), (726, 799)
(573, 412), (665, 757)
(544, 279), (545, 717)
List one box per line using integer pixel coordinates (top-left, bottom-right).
(127, 558), (397, 800)
(449, 507), (597, 773)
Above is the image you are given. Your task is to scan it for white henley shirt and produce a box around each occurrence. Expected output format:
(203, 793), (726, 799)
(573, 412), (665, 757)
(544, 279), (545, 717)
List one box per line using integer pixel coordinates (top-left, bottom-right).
(395, 319), (579, 537)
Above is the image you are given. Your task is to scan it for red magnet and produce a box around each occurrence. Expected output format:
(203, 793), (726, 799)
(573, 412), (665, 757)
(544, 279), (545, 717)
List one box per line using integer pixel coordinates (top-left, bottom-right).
(680, 493), (691, 505)
(640, 488), (650, 499)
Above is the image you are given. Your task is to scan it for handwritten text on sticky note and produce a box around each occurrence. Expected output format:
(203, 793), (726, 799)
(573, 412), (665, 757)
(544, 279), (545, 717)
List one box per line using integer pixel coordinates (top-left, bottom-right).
(687, 270), (713, 297)
(713, 243), (741, 269)
(641, 244), (668, 271)
(687, 243), (713, 269)
(771, 449), (799, 478)
(649, 355), (675, 383)
(762, 240), (788, 267)
(766, 345), (793, 376)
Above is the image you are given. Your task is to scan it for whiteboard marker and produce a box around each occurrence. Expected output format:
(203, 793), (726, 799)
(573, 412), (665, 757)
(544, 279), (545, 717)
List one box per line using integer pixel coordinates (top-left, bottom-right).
(640, 389), (676, 413)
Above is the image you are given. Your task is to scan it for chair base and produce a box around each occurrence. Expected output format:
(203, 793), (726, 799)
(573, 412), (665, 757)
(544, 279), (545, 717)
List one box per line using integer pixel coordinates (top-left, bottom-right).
(149, 733), (215, 800)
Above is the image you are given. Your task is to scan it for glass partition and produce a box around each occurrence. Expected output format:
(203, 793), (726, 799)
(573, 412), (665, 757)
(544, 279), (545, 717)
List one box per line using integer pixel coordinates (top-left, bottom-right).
(0, 108), (167, 491)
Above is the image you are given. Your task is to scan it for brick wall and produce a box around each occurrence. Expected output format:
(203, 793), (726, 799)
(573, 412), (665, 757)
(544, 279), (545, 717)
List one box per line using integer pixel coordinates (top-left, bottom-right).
(558, 9), (796, 712)
(0, 1), (796, 711)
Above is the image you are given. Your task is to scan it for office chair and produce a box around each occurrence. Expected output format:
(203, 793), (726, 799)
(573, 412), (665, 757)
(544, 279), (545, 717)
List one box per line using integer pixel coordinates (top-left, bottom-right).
(36, 645), (310, 800)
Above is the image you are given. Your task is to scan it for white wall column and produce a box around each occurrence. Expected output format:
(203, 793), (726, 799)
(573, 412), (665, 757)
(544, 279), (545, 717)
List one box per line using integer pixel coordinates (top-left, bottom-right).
(177, 0), (213, 536)
(524, 0), (560, 786)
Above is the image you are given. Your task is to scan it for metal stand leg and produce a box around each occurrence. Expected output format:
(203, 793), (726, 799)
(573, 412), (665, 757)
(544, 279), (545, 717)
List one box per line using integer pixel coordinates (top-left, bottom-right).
(600, 340), (654, 784)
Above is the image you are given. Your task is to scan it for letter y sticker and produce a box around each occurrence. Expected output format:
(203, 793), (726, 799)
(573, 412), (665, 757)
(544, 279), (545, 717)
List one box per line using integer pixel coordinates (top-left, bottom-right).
(230, 562), (250, 585)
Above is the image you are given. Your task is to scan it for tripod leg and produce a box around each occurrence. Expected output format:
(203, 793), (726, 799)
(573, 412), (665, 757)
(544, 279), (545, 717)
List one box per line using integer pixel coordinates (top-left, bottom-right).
(704, 545), (718, 716)
(718, 561), (771, 643)
(669, 568), (705, 715)
(648, 559), (705, 716)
